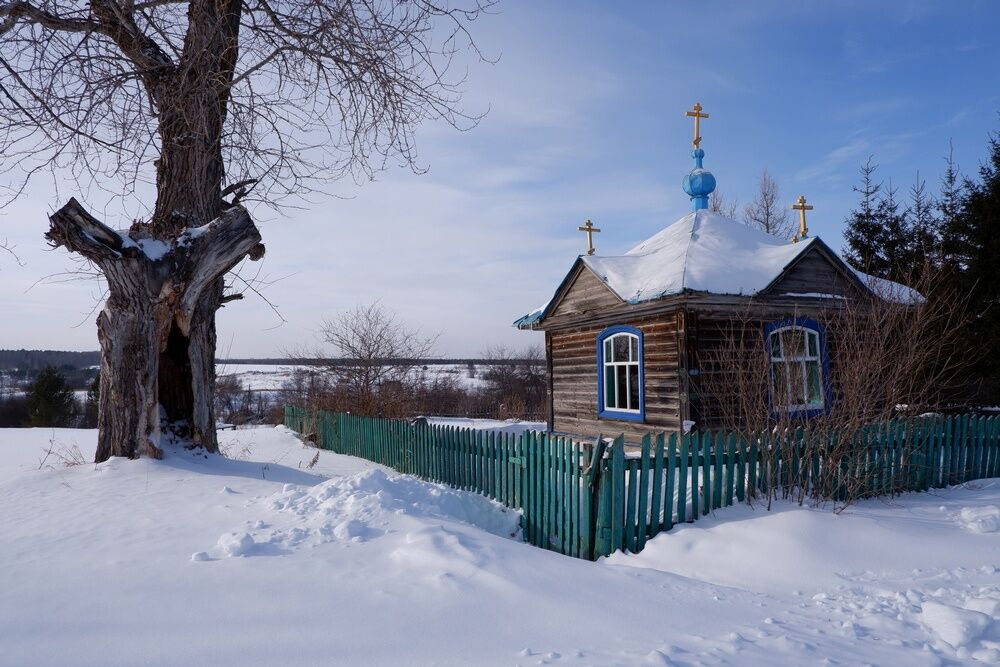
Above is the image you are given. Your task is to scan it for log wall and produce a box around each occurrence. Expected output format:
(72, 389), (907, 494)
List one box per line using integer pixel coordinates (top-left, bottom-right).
(549, 312), (683, 442)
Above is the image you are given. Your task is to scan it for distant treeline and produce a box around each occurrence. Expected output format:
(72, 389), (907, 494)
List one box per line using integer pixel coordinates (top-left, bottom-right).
(1, 351), (542, 371)
(0, 350), (101, 371)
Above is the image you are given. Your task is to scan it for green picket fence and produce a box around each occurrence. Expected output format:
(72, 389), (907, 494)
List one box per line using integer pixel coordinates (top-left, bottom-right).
(284, 408), (1000, 560)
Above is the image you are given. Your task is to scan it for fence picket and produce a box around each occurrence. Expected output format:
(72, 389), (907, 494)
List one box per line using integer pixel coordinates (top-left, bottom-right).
(611, 436), (626, 554)
(665, 433), (677, 530)
(677, 432), (689, 524)
(650, 433), (665, 539)
(701, 432), (712, 516)
(624, 458), (638, 553)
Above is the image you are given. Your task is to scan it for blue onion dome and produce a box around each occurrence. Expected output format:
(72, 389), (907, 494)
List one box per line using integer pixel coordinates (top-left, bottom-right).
(682, 148), (716, 210)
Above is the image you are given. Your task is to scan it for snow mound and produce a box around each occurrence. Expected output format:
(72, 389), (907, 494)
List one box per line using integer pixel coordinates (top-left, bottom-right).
(958, 505), (1000, 533)
(919, 601), (994, 650)
(217, 531), (257, 557)
(208, 468), (519, 559)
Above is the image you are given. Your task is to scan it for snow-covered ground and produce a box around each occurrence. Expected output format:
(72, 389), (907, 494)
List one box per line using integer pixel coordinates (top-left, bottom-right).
(216, 362), (491, 392)
(1, 426), (998, 666)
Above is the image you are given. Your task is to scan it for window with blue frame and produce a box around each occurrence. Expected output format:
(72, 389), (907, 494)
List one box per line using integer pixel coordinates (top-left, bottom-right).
(597, 326), (644, 421)
(765, 319), (828, 416)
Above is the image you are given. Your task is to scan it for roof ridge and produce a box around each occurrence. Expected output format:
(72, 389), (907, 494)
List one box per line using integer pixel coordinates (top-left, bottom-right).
(677, 210), (699, 292)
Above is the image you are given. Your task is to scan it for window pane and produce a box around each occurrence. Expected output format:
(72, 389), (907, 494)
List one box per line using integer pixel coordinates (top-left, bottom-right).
(782, 328), (806, 360)
(604, 367), (616, 408)
(604, 339), (612, 361)
(770, 331), (782, 360)
(613, 335), (629, 363)
(628, 365), (639, 409)
(772, 362), (788, 406)
(806, 361), (823, 405)
(791, 362), (807, 404)
(807, 331), (819, 357)
(630, 336), (638, 362)
(616, 365), (628, 409)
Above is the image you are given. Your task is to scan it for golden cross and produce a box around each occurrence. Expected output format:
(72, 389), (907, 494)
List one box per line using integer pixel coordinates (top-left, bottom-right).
(577, 219), (601, 256)
(791, 195), (814, 241)
(685, 102), (710, 148)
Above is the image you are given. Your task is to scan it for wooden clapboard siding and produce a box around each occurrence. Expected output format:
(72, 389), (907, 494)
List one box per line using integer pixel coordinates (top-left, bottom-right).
(547, 265), (622, 322)
(762, 244), (866, 299)
(549, 311), (682, 441)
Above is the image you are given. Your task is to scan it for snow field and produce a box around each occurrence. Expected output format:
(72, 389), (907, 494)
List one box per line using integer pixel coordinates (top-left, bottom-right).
(1, 426), (998, 665)
(216, 362), (492, 392)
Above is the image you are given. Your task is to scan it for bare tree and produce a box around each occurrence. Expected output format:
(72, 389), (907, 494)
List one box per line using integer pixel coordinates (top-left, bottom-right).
(314, 302), (437, 417)
(709, 189), (739, 219)
(0, 1), (492, 461)
(743, 169), (794, 239)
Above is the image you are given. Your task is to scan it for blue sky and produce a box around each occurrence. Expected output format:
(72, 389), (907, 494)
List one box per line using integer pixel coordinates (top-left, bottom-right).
(1, 0), (998, 357)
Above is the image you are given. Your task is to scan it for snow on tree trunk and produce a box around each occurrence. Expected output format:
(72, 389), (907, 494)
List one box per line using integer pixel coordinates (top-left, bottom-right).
(46, 199), (263, 461)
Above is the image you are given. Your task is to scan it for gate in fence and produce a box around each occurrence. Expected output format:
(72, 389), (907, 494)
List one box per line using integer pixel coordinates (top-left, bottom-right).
(284, 407), (1000, 561)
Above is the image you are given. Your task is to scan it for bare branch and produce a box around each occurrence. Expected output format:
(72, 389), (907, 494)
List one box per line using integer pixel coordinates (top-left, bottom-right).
(0, 0), (495, 218)
(45, 197), (137, 263)
(0, 2), (105, 35)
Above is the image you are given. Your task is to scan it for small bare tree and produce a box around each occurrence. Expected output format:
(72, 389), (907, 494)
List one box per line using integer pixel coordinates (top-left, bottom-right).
(743, 169), (794, 239)
(709, 189), (739, 219)
(310, 302), (437, 417)
(0, 1), (492, 461)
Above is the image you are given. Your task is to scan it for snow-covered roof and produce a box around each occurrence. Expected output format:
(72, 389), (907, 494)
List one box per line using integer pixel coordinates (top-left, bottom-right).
(514, 209), (920, 328)
(584, 210), (813, 302)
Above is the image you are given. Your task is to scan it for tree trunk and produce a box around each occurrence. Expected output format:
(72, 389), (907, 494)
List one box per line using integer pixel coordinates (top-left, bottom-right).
(47, 199), (264, 461)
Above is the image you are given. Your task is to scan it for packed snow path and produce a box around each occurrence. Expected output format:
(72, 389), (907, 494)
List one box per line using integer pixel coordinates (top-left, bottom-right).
(1, 426), (998, 666)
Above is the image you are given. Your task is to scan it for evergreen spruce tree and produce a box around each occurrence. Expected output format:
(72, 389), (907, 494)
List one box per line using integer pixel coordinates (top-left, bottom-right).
(948, 132), (1000, 400)
(26, 366), (77, 427)
(874, 181), (912, 283)
(906, 173), (940, 278)
(844, 158), (888, 275)
(938, 144), (966, 272)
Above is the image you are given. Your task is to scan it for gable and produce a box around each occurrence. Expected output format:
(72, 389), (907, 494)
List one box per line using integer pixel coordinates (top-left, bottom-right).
(762, 244), (865, 299)
(547, 265), (622, 321)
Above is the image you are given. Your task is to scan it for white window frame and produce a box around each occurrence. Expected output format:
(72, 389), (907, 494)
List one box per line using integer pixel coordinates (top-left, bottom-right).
(602, 332), (641, 414)
(768, 325), (825, 413)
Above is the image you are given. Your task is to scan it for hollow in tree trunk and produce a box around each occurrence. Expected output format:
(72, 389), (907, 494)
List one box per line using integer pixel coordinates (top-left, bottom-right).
(46, 200), (264, 461)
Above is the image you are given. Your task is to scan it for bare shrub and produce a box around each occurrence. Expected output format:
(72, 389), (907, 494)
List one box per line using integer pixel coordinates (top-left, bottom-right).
(479, 345), (547, 421)
(219, 439), (253, 461)
(214, 375), (273, 426)
(699, 265), (971, 509)
(37, 436), (87, 469)
(305, 450), (320, 470)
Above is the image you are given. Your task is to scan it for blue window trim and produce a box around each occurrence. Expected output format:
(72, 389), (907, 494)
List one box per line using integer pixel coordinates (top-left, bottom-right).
(596, 325), (645, 422)
(763, 317), (832, 419)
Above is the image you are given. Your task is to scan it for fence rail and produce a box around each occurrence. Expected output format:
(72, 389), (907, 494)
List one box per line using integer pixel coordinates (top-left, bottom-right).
(284, 408), (1000, 560)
